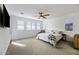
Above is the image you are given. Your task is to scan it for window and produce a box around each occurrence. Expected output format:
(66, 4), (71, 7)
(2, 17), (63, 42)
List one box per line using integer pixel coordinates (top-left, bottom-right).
(65, 17), (73, 31)
(37, 23), (41, 30)
(26, 22), (31, 30)
(17, 20), (24, 30)
(32, 23), (35, 30)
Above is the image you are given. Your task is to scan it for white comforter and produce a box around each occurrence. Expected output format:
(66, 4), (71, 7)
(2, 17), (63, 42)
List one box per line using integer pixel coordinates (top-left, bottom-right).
(36, 33), (62, 47)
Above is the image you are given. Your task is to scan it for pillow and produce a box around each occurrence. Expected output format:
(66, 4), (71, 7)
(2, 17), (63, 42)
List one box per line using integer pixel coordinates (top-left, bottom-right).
(51, 30), (63, 35)
(51, 30), (58, 34)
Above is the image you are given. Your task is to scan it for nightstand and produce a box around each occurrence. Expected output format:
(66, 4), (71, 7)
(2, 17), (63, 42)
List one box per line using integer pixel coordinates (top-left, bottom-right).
(74, 34), (79, 49)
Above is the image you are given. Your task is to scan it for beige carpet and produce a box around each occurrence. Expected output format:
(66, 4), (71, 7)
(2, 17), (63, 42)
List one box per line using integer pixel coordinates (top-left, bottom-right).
(6, 37), (79, 55)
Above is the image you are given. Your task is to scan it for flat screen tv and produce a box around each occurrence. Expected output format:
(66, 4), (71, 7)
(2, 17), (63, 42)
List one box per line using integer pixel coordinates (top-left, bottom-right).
(0, 5), (3, 27)
(0, 4), (10, 27)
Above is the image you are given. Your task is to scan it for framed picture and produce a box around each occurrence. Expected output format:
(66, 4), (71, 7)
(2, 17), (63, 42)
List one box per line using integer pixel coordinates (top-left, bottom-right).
(65, 23), (73, 31)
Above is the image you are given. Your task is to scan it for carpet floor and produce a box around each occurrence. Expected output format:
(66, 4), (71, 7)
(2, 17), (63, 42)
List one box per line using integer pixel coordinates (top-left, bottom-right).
(6, 37), (79, 55)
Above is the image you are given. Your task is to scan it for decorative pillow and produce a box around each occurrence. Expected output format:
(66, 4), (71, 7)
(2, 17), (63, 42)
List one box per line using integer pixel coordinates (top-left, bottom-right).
(48, 34), (55, 40)
(51, 30), (59, 34)
(51, 30), (64, 35)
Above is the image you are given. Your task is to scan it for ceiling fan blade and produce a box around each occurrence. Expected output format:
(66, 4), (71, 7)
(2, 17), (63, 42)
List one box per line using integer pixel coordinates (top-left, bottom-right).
(43, 14), (50, 16)
(42, 16), (47, 19)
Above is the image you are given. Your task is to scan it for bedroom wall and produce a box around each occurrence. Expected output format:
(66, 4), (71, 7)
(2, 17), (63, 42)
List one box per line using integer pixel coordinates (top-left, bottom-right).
(0, 28), (11, 55)
(65, 12), (79, 36)
(43, 12), (79, 41)
(43, 17), (65, 31)
(0, 4), (11, 55)
(11, 15), (43, 40)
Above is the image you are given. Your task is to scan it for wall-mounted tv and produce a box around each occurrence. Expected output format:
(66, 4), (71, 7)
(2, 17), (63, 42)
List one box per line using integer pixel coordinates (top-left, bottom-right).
(0, 4), (10, 27)
(0, 5), (3, 27)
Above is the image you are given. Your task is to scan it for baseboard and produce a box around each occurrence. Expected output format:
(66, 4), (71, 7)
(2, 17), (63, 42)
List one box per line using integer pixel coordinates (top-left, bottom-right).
(12, 36), (36, 41)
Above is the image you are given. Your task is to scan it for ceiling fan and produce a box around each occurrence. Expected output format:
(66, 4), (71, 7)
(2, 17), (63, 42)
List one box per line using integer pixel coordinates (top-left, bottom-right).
(36, 12), (50, 19)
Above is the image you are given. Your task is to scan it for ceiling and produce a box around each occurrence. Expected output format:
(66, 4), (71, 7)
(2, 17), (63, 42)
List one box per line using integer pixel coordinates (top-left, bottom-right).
(5, 4), (79, 20)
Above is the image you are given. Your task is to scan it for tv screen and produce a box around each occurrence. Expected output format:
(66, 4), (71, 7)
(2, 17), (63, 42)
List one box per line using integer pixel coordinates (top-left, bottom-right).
(0, 5), (3, 27)
(0, 4), (10, 27)
(3, 4), (10, 27)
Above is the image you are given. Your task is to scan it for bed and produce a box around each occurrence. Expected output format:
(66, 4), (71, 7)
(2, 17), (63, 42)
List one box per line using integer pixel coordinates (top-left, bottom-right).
(36, 31), (63, 47)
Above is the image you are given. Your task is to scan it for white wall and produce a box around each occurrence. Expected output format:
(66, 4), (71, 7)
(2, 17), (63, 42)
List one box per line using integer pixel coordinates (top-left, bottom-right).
(11, 15), (43, 40)
(65, 12), (79, 35)
(43, 12), (79, 41)
(43, 17), (65, 31)
(0, 28), (10, 55)
(0, 4), (11, 55)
